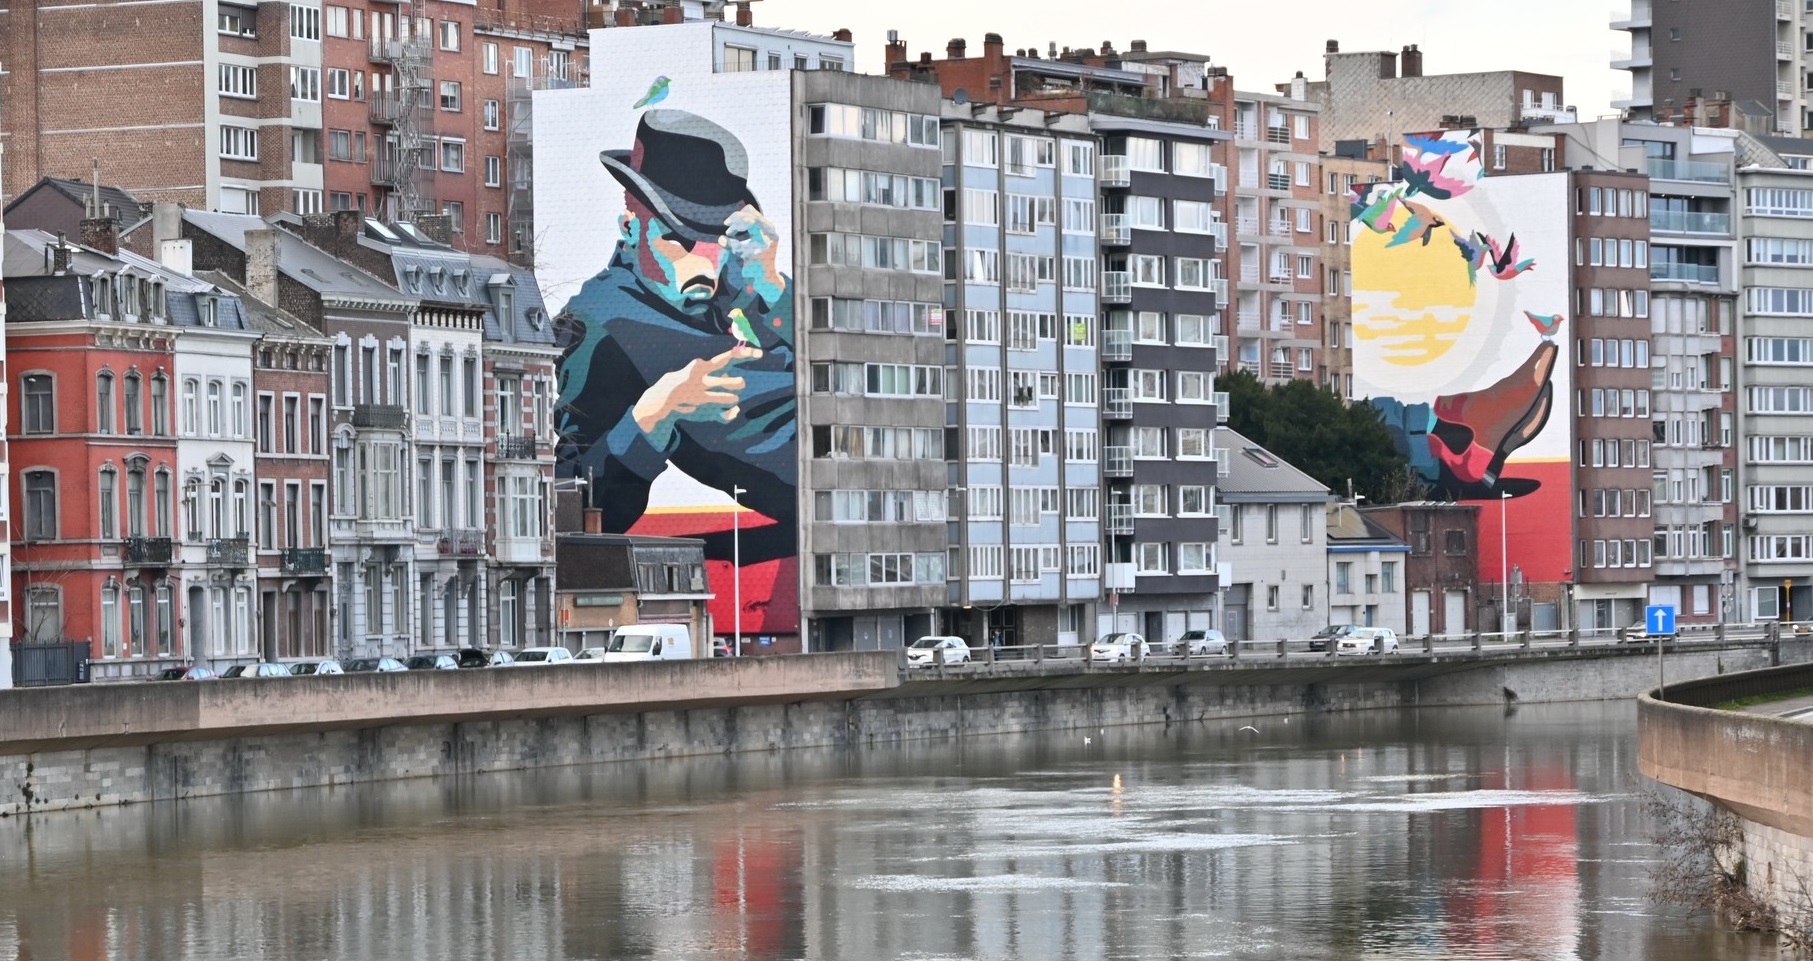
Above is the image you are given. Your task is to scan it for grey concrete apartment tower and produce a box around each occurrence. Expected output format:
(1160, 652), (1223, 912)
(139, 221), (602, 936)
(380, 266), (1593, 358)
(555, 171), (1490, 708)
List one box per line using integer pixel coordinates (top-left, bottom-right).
(797, 70), (951, 651)
(1613, 0), (1803, 135)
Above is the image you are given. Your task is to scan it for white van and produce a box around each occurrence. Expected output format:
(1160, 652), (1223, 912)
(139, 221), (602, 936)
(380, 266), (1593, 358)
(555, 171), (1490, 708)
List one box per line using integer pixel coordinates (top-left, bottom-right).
(602, 624), (695, 662)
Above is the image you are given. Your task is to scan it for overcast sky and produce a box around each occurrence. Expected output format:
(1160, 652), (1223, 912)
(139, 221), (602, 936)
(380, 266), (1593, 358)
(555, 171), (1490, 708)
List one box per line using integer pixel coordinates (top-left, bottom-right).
(763, 0), (1626, 121)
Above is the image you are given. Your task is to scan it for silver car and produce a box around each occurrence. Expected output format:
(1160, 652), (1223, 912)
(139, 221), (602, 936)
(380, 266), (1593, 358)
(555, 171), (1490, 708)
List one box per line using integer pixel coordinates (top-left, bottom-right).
(287, 659), (345, 676)
(1174, 629), (1231, 656)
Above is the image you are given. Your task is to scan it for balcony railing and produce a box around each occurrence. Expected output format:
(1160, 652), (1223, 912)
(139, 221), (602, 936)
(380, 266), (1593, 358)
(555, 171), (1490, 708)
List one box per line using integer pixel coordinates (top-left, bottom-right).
(370, 93), (410, 125)
(439, 529), (485, 556)
(207, 537), (250, 566)
(123, 537), (174, 565)
(1102, 387), (1132, 420)
(1100, 213), (1130, 246)
(352, 404), (408, 429)
(1211, 278), (1228, 306)
(497, 433), (541, 458)
(1209, 220), (1228, 247)
(1652, 262), (1720, 284)
(1209, 163), (1228, 195)
(1101, 271), (1132, 303)
(1239, 262), (1260, 283)
(1233, 120), (1257, 141)
(370, 159), (403, 186)
(1105, 502), (1134, 535)
(1103, 446), (1134, 478)
(1236, 308), (1261, 330)
(1648, 157), (1729, 184)
(1214, 390), (1230, 424)
(1235, 216), (1259, 237)
(281, 547), (328, 574)
(1099, 154), (1130, 188)
(1650, 209), (1731, 235)
(1211, 447), (1231, 478)
(1265, 126), (1291, 144)
(1780, 40), (1794, 59)
(1211, 334), (1229, 360)
(1266, 173), (1291, 190)
(1269, 219), (1293, 237)
(1102, 328), (1133, 362)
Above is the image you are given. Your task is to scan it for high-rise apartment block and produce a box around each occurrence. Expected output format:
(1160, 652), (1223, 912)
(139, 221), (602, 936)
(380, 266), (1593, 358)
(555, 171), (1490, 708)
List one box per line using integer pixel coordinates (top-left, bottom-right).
(1612, 0), (1807, 136)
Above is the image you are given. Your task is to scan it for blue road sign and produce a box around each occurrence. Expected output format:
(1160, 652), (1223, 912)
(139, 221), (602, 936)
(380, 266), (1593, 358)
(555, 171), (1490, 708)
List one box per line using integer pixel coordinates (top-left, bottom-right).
(1646, 605), (1676, 636)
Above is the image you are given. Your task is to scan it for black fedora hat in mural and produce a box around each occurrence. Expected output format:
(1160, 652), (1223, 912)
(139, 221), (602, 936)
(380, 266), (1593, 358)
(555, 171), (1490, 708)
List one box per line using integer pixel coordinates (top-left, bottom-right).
(600, 110), (759, 245)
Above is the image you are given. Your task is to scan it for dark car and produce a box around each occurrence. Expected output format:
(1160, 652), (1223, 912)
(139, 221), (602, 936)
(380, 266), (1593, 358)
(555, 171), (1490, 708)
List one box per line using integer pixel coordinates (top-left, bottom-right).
(1307, 624), (1360, 653)
(344, 657), (409, 673)
(457, 648), (515, 668)
(405, 654), (460, 671)
(154, 666), (218, 681)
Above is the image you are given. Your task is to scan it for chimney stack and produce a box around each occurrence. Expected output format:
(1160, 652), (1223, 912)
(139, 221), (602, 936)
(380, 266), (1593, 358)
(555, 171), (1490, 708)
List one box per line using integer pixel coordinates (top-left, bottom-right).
(918, 51), (932, 64)
(885, 31), (906, 68)
(1400, 44), (1423, 78)
(80, 214), (118, 256)
(982, 32), (1004, 62)
(832, 27), (851, 42)
(1378, 51), (1397, 79)
(946, 37), (966, 59)
(733, 1), (752, 26)
(415, 214), (453, 245)
(245, 228), (280, 308)
(661, 0), (681, 25)
(615, 5), (636, 26)
(51, 233), (72, 275)
(1130, 39), (1147, 53)
(1325, 39), (1339, 54)
(583, 507), (604, 534)
(1099, 40), (1115, 57)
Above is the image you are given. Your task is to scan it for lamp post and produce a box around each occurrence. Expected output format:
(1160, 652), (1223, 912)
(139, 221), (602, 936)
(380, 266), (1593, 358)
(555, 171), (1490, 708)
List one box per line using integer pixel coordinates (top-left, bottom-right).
(732, 485), (745, 657)
(1500, 491), (1512, 636)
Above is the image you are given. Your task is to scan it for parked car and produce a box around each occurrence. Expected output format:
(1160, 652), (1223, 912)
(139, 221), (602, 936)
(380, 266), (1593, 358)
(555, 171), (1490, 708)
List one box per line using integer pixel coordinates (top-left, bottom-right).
(905, 635), (971, 668)
(574, 647), (609, 662)
(513, 646), (575, 665)
(404, 654), (460, 671)
(603, 625), (696, 662)
(1308, 624), (1361, 653)
(287, 659), (345, 676)
(154, 665), (218, 681)
(221, 662), (293, 679)
(711, 638), (733, 658)
(1336, 627), (1400, 656)
(1621, 621), (1675, 643)
(344, 657), (409, 673)
(1174, 629), (1231, 656)
(1089, 633), (1149, 662)
(457, 649), (514, 668)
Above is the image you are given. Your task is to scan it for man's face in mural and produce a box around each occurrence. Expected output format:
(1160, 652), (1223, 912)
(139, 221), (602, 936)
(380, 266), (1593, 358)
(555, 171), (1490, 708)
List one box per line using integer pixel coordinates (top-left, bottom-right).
(619, 196), (729, 315)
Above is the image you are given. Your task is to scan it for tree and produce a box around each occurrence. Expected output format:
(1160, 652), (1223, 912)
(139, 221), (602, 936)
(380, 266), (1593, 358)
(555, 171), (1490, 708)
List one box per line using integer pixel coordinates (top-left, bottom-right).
(1218, 371), (1412, 504)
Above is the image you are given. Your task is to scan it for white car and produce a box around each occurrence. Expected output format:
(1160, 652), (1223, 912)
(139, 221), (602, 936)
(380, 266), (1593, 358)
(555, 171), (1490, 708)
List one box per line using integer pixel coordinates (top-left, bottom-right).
(574, 647), (609, 662)
(513, 646), (575, 665)
(1089, 633), (1149, 662)
(287, 659), (345, 676)
(905, 636), (970, 668)
(1174, 629), (1231, 656)
(1336, 627), (1399, 656)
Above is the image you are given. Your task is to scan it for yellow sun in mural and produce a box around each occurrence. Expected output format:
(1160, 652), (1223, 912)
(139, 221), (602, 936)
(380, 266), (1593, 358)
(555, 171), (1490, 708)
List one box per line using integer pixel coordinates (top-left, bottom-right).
(1351, 222), (1477, 367)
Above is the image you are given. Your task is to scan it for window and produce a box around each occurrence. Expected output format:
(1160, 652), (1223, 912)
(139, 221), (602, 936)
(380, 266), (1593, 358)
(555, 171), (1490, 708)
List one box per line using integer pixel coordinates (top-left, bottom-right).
(1135, 542), (1169, 574)
(325, 68), (350, 99)
(485, 155), (502, 187)
(486, 212), (504, 245)
(483, 99), (500, 131)
(513, 46), (533, 78)
(220, 126), (259, 161)
(219, 63), (257, 98)
(439, 80), (462, 112)
(1125, 137), (1164, 171)
(723, 45), (757, 72)
(218, 6), (254, 35)
(482, 42), (499, 75)
(289, 66), (320, 102)
(438, 19), (459, 50)
(440, 139), (465, 173)
(24, 471), (57, 540)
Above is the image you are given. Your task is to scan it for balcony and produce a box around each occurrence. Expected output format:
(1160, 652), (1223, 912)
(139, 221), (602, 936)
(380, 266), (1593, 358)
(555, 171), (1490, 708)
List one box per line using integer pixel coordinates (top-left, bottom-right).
(1611, 46), (1653, 70)
(1236, 308), (1261, 330)
(1101, 271), (1132, 304)
(370, 159), (403, 187)
(1268, 219), (1293, 237)
(352, 404), (408, 429)
(1648, 158), (1729, 183)
(1782, 82), (1798, 102)
(1235, 216), (1259, 238)
(1650, 209), (1731, 235)
(1211, 278), (1229, 307)
(1103, 328), (1133, 362)
(1610, 2), (1651, 28)
(1238, 359), (1262, 376)
(497, 433), (541, 458)
(281, 547), (328, 574)
(369, 93), (410, 125)
(1099, 154), (1131, 188)
(206, 537), (250, 566)
(1266, 172), (1291, 191)
(1209, 220), (1228, 248)
(439, 529), (485, 556)
(1780, 41), (1795, 60)
(123, 536), (174, 566)
(1105, 502), (1134, 536)
(1209, 163), (1228, 195)
(1233, 120), (1257, 141)
(1211, 447), (1231, 478)
(1101, 213), (1131, 246)
(1264, 126), (1291, 145)
(1239, 262), (1260, 283)
(1210, 334), (1229, 360)
(1103, 446), (1134, 478)
(1214, 390), (1230, 424)
(1652, 262), (1720, 284)
(1779, 0), (1793, 18)
(1102, 387), (1132, 420)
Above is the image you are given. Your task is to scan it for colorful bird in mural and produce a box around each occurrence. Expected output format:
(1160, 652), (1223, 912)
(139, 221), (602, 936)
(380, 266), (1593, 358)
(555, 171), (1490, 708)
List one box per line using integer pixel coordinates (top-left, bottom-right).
(1524, 311), (1565, 338)
(1479, 232), (1535, 280)
(1401, 152), (1477, 201)
(1404, 133), (1477, 157)
(1451, 229), (1486, 285)
(1385, 198), (1447, 248)
(632, 76), (671, 109)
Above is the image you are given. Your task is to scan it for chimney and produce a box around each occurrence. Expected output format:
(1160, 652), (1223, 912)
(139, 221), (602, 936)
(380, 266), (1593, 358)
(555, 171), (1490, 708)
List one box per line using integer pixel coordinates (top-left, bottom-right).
(160, 239), (194, 277)
(1400, 44), (1422, 78)
(733, 1), (752, 26)
(832, 27), (852, 42)
(1378, 51), (1397, 79)
(583, 507), (604, 534)
(946, 37), (965, 59)
(661, 0), (681, 25)
(245, 228), (280, 308)
(80, 215), (118, 256)
(52, 232), (72, 275)
(151, 201), (183, 249)
(1130, 39), (1147, 53)
(885, 34), (906, 67)
(918, 51), (932, 64)
(615, 5), (635, 26)
(983, 31), (1003, 61)
(414, 214), (453, 245)
(1326, 39), (1339, 53)
(333, 207), (362, 244)
(1099, 40), (1115, 57)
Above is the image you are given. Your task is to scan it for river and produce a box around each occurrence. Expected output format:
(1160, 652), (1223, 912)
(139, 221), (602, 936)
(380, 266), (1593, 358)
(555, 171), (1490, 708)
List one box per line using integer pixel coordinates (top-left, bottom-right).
(0, 701), (1781, 960)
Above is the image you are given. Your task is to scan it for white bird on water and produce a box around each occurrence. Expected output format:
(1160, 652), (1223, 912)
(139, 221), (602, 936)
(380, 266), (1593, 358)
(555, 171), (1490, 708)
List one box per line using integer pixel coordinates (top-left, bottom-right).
(1238, 725), (1260, 734)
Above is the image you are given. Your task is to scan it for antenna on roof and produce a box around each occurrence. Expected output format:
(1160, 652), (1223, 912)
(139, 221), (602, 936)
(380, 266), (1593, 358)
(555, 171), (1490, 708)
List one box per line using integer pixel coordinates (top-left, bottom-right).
(88, 158), (103, 219)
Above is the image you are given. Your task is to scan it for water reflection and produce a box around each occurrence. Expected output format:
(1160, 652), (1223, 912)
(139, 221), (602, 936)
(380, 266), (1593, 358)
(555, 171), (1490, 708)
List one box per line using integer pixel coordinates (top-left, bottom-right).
(0, 703), (1783, 960)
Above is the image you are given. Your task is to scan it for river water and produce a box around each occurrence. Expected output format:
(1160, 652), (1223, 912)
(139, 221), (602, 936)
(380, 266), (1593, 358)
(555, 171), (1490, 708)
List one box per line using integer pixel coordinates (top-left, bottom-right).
(0, 701), (1782, 960)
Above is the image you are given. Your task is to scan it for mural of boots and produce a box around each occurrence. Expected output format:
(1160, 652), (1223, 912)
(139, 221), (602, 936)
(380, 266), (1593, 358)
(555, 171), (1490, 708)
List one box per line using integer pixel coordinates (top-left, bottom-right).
(1376, 340), (1558, 500)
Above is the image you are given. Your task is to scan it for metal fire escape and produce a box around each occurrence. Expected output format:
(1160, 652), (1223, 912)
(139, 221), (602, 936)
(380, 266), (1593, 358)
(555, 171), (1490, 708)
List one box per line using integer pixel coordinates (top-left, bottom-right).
(370, 6), (437, 222)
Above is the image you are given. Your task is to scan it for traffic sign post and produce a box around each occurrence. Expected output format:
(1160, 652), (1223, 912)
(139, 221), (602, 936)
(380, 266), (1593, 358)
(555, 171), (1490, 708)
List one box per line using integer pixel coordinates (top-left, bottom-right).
(1647, 604), (1676, 698)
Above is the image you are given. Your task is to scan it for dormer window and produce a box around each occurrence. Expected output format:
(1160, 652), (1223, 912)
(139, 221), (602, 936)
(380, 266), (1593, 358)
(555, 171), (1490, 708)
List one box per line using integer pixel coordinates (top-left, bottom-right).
(497, 289), (514, 324)
(429, 266), (447, 292)
(200, 297), (219, 327)
(527, 308), (546, 330)
(404, 266), (423, 291)
(453, 270), (470, 295)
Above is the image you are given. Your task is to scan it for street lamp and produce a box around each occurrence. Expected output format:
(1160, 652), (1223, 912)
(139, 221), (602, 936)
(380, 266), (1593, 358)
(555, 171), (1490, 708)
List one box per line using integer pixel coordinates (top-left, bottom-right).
(1500, 491), (1512, 636)
(732, 485), (746, 657)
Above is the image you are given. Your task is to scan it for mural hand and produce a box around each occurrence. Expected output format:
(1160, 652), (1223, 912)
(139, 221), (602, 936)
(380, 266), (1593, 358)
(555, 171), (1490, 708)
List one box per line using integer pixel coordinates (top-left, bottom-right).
(632, 345), (762, 444)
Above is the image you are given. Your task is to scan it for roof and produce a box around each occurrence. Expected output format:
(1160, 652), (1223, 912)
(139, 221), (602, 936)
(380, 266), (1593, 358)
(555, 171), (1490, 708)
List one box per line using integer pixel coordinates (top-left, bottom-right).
(1326, 502), (1410, 553)
(3, 177), (143, 222)
(181, 209), (415, 307)
(1212, 427), (1332, 503)
(4, 228), (247, 329)
(471, 253), (555, 345)
(199, 270), (328, 341)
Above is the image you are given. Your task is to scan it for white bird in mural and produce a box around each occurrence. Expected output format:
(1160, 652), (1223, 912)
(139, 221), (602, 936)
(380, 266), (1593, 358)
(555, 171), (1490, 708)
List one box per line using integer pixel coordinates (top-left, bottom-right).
(1239, 726), (1260, 734)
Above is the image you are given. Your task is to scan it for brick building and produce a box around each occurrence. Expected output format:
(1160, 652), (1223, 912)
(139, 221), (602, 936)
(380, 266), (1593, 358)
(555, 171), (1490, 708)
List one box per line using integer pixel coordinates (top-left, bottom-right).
(0, 150), (13, 686)
(1362, 502), (1482, 637)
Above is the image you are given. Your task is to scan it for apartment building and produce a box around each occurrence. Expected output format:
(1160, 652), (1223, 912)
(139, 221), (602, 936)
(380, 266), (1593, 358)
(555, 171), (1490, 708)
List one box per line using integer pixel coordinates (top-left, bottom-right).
(941, 105), (1103, 648)
(1361, 502), (1482, 637)
(1317, 42), (1571, 153)
(5, 228), (218, 679)
(1324, 501), (1410, 633)
(1215, 427), (1331, 641)
(1612, 0), (1805, 136)
(0, 0), (321, 214)
(1317, 149), (1389, 398)
(0, 154), (9, 687)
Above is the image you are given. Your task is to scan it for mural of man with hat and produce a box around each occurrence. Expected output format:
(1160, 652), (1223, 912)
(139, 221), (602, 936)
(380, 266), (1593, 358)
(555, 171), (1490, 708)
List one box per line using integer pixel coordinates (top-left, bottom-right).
(555, 109), (796, 563)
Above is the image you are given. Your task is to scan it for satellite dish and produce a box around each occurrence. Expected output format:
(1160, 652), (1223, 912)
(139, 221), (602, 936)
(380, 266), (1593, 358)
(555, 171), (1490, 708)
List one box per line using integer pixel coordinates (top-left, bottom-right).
(952, 88), (969, 105)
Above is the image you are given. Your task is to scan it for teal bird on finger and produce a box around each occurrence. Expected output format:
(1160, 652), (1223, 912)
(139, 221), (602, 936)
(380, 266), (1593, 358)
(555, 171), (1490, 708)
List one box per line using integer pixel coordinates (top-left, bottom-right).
(633, 76), (670, 109)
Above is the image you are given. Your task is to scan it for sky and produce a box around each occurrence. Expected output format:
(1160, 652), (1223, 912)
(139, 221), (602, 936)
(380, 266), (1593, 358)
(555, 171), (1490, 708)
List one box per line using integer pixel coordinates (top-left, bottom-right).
(762, 0), (1626, 121)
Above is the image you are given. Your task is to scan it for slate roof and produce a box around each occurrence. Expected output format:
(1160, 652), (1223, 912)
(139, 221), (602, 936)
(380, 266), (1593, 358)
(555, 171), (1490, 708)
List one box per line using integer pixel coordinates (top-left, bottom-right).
(471, 254), (556, 346)
(4, 228), (247, 330)
(182, 210), (414, 307)
(1325, 502), (1408, 550)
(3, 177), (144, 222)
(1213, 427), (1332, 503)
